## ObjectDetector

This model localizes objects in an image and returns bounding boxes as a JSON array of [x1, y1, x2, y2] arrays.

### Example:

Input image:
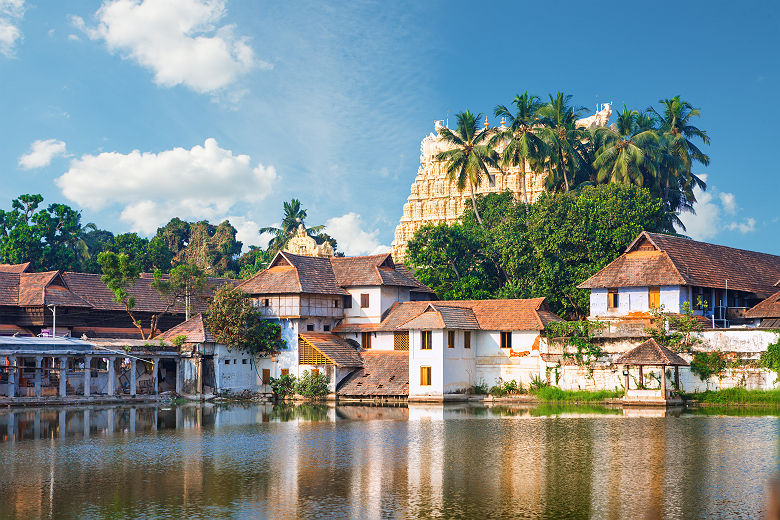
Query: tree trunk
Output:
[[561, 152, 570, 193], [470, 182, 483, 226]]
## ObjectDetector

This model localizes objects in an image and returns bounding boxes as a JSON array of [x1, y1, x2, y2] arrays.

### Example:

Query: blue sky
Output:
[[0, 0, 778, 255]]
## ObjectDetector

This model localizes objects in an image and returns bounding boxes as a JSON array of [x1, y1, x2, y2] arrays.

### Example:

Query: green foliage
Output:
[[171, 334, 187, 348], [259, 199, 330, 254], [206, 284, 285, 355], [294, 370, 329, 398], [471, 381, 489, 395], [529, 375, 548, 392], [645, 302, 704, 353], [760, 333, 780, 374], [688, 388, 780, 405], [532, 386, 622, 402], [155, 218, 242, 277], [237, 246, 273, 279], [270, 374, 296, 399], [546, 320, 606, 365], [690, 351, 727, 381], [488, 377, 523, 397], [405, 184, 672, 319], [153, 262, 208, 318]]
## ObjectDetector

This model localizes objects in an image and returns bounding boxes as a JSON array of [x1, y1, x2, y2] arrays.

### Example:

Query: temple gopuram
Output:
[[391, 103, 613, 262]]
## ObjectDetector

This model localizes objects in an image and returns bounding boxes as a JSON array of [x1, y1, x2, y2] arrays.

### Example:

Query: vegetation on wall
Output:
[[645, 302, 704, 353], [206, 284, 284, 355], [690, 351, 728, 381], [759, 333, 780, 375], [545, 320, 606, 366]]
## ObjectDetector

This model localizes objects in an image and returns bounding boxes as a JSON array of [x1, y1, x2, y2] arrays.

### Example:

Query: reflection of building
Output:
[[391, 104, 613, 261]]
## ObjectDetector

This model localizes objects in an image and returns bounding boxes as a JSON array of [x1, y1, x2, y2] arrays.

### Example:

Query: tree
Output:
[[493, 92, 547, 205], [206, 284, 285, 355], [97, 251, 147, 338], [259, 199, 326, 253], [592, 106, 660, 187], [154, 219, 241, 276], [153, 262, 208, 320], [537, 93, 590, 193], [434, 111, 501, 225]]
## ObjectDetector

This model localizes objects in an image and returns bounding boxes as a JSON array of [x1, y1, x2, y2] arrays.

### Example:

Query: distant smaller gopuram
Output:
[[284, 225, 334, 257], [391, 103, 613, 261]]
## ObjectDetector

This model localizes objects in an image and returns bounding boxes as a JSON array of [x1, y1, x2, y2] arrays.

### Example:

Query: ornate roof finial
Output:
[[500, 116, 506, 128], [484, 116, 489, 128]]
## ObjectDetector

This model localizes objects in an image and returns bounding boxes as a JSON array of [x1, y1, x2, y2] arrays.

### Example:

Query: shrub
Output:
[[171, 334, 187, 348], [270, 374, 296, 399], [529, 375, 548, 392], [471, 381, 489, 395], [294, 370, 329, 398], [690, 351, 727, 381], [760, 334, 780, 374]]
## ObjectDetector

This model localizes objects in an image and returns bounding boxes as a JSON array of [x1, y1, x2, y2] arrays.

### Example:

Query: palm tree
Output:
[[435, 111, 501, 225], [650, 96, 710, 168], [592, 106, 660, 187], [493, 92, 547, 205], [536, 93, 590, 193], [259, 199, 325, 252]]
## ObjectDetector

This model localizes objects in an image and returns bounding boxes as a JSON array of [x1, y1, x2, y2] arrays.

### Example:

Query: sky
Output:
[[0, 0, 778, 256]]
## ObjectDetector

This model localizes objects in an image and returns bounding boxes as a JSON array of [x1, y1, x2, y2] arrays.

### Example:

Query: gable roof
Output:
[[578, 231, 780, 297], [745, 290, 780, 319], [398, 303, 480, 330], [336, 351, 409, 397], [0, 262, 31, 273], [299, 332, 363, 367], [239, 251, 433, 296], [156, 313, 215, 343], [614, 338, 689, 366]]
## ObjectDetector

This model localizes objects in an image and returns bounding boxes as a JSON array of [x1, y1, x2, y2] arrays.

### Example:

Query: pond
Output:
[[0, 402, 777, 519]]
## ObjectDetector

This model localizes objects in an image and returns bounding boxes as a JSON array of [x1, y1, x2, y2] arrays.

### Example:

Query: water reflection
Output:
[[0, 402, 776, 519]]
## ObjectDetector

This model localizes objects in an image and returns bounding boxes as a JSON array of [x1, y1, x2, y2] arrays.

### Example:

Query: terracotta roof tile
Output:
[[156, 313, 215, 343], [579, 231, 780, 297], [399, 303, 480, 330], [615, 338, 689, 366], [300, 332, 363, 367], [0, 262, 31, 273], [745, 290, 780, 319], [336, 351, 409, 396], [0, 272, 20, 305], [240, 252, 347, 295]]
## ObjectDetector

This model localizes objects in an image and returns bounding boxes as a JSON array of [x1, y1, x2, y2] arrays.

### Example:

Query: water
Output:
[[0, 402, 776, 519]]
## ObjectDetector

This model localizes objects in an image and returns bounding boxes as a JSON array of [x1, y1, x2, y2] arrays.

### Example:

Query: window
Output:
[[281, 368, 289, 376], [608, 289, 619, 309], [324, 324, 331, 332], [233, 359, 238, 364], [394, 331, 409, 351], [361, 332, 372, 349], [344, 295, 353, 309], [447, 331, 455, 349], [334, 299, 340, 308], [307, 324, 315, 331], [224, 359, 230, 365], [500, 332, 512, 349], [648, 287, 660, 309], [360, 293, 370, 308], [420, 366, 432, 386], [262, 368, 270, 384], [464, 331, 471, 349], [488, 174, 496, 187], [420, 331, 432, 350], [263, 298, 270, 307], [242, 359, 248, 365]]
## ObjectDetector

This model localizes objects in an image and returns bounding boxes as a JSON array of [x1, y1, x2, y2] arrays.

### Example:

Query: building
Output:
[[578, 231, 780, 328], [391, 104, 613, 261], [745, 282, 780, 328]]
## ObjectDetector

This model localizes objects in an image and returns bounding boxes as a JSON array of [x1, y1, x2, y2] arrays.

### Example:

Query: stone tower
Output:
[[391, 104, 612, 262]]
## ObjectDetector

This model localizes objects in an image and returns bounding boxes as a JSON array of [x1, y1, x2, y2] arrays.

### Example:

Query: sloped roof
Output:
[[0, 272, 20, 305], [337, 351, 409, 396], [17, 271, 92, 307], [0, 262, 31, 273], [330, 253, 432, 291], [156, 313, 215, 343], [745, 290, 780, 319], [399, 303, 480, 330], [239, 252, 348, 296], [615, 338, 689, 366], [579, 231, 780, 297], [299, 332, 363, 367]]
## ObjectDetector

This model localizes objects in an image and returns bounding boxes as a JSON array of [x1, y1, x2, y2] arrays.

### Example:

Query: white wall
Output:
[[408, 329, 445, 396], [588, 286, 683, 317], [442, 330, 476, 392], [380, 286, 411, 316], [342, 287, 383, 322]]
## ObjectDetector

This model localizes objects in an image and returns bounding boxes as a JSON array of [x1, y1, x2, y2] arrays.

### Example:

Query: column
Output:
[[59, 357, 68, 398], [175, 358, 182, 395], [107, 358, 116, 396], [8, 356, 16, 398], [196, 354, 203, 396], [35, 356, 43, 398], [660, 366, 667, 399], [130, 358, 137, 397], [213, 354, 221, 395], [674, 366, 680, 390], [152, 358, 159, 394], [83, 356, 91, 397], [638, 366, 644, 388]]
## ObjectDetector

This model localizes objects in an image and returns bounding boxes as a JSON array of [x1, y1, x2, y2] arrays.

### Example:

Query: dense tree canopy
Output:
[[404, 185, 673, 319], [206, 284, 284, 355]]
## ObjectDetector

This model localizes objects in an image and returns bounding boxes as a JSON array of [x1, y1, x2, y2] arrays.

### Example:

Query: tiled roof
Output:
[[240, 251, 433, 296], [17, 272, 92, 307], [579, 231, 780, 297], [331, 322, 384, 333], [614, 338, 689, 366], [369, 298, 559, 332], [399, 304, 480, 330], [0, 272, 20, 305], [156, 313, 215, 343], [299, 332, 363, 367], [0, 262, 31, 273], [745, 290, 780, 319], [336, 351, 409, 396]]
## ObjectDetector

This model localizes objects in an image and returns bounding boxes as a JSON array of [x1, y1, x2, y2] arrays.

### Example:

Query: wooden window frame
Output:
[[394, 331, 409, 351], [607, 289, 619, 310], [334, 299, 340, 308], [361, 332, 372, 349], [280, 368, 289, 376], [447, 330, 455, 349], [420, 330, 432, 350], [500, 331, 512, 349], [648, 286, 660, 310], [464, 331, 471, 349], [262, 368, 270, 385], [360, 293, 370, 308], [263, 298, 270, 307], [343, 295, 353, 309], [420, 366, 431, 386]]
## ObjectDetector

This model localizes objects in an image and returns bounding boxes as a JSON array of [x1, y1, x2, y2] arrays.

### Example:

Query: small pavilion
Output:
[[616, 338, 689, 406]]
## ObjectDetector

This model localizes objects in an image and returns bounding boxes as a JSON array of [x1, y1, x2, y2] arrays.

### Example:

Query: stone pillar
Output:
[[35, 356, 42, 398], [107, 358, 116, 396], [638, 366, 644, 388], [152, 358, 159, 394], [7, 356, 16, 398], [59, 357, 68, 398], [661, 366, 667, 399], [83, 356, 91, 397], [196, 354, 203, 396], [674, 366, 680, 390], [175, 358, 182, 395], [130, 358, 137, 397], [213, 354, 221, 395]]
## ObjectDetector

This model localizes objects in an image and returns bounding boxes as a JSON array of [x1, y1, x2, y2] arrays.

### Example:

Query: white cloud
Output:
[[74, 0, 266, 94], [55, 138, 277, 234], [18, 139, 67, 169], [325, 212, 390, 256], [0, 0, 24, 57], [677, 175, 757, 240], [226, 215, 262, 252]]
